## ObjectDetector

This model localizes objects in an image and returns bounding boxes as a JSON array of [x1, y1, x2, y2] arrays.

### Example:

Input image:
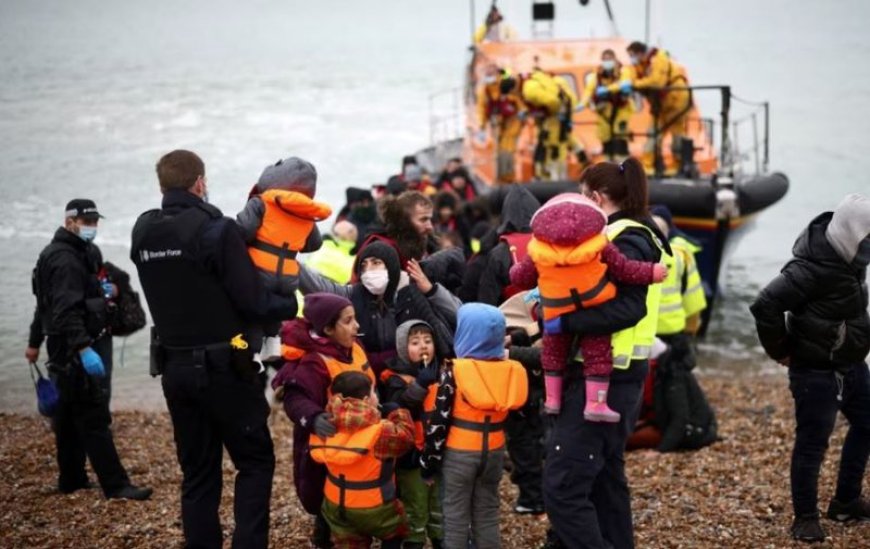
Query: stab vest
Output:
[[131, 203, 244, 347]]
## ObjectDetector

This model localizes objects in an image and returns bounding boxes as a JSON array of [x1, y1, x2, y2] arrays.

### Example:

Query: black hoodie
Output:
[[751, 211, 870, 368], [476, 185, 541, 306]]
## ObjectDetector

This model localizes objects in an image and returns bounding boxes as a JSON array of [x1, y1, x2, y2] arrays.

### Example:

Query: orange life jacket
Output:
[[379, 369, 439, 450], [249, 189, 332, 278], [500, 232, 533, 301], [446, 358, 528, 453], [527, 233, 617, 321], [319, 342, 375, 397], [309, 422, 396, 510]]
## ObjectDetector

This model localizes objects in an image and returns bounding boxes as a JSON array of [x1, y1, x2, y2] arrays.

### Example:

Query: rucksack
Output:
[[653, 345, 718, 452], [103, 261, 147, 336]]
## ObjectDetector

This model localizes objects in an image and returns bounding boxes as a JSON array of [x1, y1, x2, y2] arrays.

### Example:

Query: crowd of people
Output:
[[25, 147, 869, 549]]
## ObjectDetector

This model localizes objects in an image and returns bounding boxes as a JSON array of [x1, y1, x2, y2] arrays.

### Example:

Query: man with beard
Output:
[[356, 190, 436, 271]]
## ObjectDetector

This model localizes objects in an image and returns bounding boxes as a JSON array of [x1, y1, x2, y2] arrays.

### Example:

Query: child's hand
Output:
[[652, 263, 668, 282]]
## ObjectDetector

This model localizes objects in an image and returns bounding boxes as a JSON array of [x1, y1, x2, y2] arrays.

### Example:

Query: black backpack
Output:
[[103, 261, 147, 336], [653, 344, 719, 452]]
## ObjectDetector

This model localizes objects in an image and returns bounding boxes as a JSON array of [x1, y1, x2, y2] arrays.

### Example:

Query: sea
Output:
[[2, 0, 868, 412]]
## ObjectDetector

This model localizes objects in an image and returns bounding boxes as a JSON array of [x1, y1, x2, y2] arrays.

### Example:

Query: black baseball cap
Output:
[[64, 198, 104, 220]]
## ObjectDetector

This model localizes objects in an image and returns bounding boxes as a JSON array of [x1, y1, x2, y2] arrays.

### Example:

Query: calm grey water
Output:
[[2, 0, 868, 412]]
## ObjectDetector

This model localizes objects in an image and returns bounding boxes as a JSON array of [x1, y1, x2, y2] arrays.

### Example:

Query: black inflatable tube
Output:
[[485, 172, 789, 219]]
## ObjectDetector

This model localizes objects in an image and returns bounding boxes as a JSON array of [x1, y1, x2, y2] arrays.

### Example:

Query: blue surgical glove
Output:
[[619, 80, 632, 94], [543, 317, 563, 335], [79, 347, 105, 377], [101, 281, 114, 299], [595, 85, 609, 98]]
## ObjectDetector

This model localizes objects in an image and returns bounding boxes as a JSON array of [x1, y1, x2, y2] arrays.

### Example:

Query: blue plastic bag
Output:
[[30, 362, 59, 417]]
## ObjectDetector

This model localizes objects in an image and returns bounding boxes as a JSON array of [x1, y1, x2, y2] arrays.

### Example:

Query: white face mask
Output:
[[361, 269, 390, 296], [601, 59, 616, 71]]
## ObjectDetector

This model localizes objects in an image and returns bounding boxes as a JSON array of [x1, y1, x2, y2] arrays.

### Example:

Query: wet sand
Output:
[[1, 374, 867, 548]]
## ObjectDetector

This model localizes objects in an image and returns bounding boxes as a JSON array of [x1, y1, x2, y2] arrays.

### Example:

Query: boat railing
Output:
[[643, 84, 770, 178], [428, 87, 465, 146]]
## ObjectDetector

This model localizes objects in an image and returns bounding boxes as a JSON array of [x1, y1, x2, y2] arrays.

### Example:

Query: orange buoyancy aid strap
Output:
[[250, 239, 298, 277], [319, 343, 374, 384], [326, 458, 396, 512], [539, 273, 611, 309]]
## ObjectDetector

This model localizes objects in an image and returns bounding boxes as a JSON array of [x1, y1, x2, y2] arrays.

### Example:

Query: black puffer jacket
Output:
[[751, 212, 870, 368]]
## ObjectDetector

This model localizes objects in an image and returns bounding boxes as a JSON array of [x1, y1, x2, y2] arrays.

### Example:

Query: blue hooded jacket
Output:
[[454, 303, 506, 360]]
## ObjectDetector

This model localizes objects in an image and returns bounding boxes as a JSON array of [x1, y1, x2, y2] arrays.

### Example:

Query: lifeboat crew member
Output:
[[626, 41, 693, 176], [477, 65, 527, 184], [522, 68, 580, 181], [580, 49, 635, 161]]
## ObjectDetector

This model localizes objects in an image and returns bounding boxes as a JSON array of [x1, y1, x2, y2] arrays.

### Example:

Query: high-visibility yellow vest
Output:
[[576, 219, 667, 369], [670, 235, 707, 319], [656, 243, 685, 335]]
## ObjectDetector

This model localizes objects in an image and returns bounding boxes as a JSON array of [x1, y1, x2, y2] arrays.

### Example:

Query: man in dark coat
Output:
[[27, 199, 151, 500], [751, 193, 870, 543], [475, 185, 540, 306]]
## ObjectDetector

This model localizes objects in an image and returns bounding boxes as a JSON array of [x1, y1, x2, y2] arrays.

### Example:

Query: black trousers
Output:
[[543, 362, 648, 549], [788, 362, 870, 518], [49, 336, 129, 495], [162, 350, 275, 549], [506, 378, 545, 508]]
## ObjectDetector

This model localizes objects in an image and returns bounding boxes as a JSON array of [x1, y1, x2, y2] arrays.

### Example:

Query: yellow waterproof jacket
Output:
[[581, 66, 633, 109], [522, 70, 577, 116], [446, 358, 528, 452], [630, 48, 688, 95]]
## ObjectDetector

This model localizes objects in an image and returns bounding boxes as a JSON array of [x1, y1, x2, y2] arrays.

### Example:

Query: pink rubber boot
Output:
[[544, 372, 564, 414], [584, 377, 621, 423]]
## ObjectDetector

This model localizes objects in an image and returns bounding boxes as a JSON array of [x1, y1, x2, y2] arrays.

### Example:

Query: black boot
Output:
[[791, 515, 826, 543], [826, 497, 870, 522]]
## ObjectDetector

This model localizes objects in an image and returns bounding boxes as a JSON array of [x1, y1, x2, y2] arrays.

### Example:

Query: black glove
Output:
[[415, 360, 439, 387], [380, 402, 401, 416], [312, 413, 337, 438]]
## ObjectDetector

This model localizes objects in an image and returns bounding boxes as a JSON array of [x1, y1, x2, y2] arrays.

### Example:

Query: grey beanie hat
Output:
[[825, 193, 870, 267], [256, 156, 317, 196], [396, 319, 434, 364]]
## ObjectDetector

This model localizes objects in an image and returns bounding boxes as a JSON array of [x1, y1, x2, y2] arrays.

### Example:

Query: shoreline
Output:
[[1, 375, 867, 547]]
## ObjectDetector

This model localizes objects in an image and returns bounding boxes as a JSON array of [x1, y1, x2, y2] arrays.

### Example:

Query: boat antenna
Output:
[[602, 0, 620, 36], [644, 0, 650, 43]]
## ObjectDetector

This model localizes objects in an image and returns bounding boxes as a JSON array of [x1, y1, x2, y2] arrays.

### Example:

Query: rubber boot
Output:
[[544, 372, 563, 414], [583, 377, 620, 423]]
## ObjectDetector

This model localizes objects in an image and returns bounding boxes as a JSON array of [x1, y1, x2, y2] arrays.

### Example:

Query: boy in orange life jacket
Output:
[[237, 157, 333, 361], [310, 371, 415, 549], [420, 303, 528, 549], [509, 193, 666, 421], [380, 320, 444, 549]]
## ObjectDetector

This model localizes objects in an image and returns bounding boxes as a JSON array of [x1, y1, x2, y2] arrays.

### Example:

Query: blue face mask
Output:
[[78, 226, 97, 242], [601, 59, 616, 71]]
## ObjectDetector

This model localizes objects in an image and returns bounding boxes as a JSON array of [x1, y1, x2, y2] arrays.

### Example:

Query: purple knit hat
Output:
[[303, 293, 353, 334]]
